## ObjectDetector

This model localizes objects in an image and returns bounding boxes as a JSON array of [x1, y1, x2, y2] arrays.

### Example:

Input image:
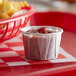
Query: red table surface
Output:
[[0, 12, 76, 76]]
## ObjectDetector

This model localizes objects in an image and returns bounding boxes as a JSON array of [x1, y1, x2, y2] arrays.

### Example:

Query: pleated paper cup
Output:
[[21, 26, 63, 60]]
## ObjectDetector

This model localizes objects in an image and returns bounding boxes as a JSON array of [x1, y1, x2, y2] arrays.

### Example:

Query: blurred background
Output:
[[24, 0, 76, 14]]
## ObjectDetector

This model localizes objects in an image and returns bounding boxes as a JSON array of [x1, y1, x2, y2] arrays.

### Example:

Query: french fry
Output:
[[24, 1, 29, 7], [0, 13, 10, 19], [15, 1, 21, 10], [0, 0, 2, 5], [0, 24, 6, 30], [6, 2, 14, 14], [11, 1, 20, 11], [19, 1, 25, 7]]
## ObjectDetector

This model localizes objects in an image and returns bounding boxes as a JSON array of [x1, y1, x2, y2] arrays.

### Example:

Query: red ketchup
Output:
[[37, 27, 46, 33], [27, 27, 53, 34]]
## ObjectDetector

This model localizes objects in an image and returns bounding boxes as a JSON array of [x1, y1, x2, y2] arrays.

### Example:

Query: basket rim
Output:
[[0, 5, 35, 24]]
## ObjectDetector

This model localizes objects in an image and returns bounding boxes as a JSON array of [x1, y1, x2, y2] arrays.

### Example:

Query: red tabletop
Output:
[[0, 12, 76, 76]]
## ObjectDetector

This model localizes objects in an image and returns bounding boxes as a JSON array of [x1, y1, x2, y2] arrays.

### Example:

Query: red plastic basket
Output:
[[0, 6, 35, 42]]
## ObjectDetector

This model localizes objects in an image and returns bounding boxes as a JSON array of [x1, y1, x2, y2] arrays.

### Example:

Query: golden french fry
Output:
[[0, 24, 6, 30], [11, 1, 19, 10], [0, 0, 2, 5], [6, 2, 14, 14], [8, 8, 19, 16], [15, 1, 21, 10], [0, 13, 10, 19], [24, 1, 29, 7], [19, 1, 25, 7], [8, 10, 14, 17]]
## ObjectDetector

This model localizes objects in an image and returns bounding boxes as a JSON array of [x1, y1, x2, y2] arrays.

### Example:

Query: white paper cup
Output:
[[21, 26, 63, 60]]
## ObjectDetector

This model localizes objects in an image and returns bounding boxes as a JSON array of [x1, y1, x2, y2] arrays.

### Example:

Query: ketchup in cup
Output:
[[21, 26, 63, 60]]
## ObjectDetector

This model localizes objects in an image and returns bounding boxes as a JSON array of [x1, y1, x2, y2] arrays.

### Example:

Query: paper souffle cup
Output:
[[21, 26, 63, 60]]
